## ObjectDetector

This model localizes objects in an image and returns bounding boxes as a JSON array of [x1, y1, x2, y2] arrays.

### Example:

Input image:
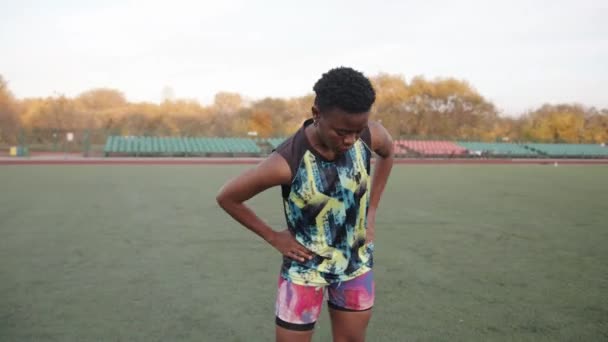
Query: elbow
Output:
[[216, 188, 241, 212], [216, 190, 229, 209]]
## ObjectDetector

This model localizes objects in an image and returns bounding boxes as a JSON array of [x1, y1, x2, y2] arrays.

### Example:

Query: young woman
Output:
[[217, 66, 394, 342]]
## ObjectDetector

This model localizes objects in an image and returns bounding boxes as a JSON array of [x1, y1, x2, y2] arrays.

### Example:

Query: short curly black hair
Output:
[[313, 66, 376, 114]]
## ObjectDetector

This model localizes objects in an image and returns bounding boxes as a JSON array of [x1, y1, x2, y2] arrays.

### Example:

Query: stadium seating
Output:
[[456, 142, 538, 157], [397, 140, 467, 156], [392, 142, 409, 155], [103, 136, 608, 159], [267, 138, 285, 149], [104, 136, 261, 156], [525, 143, 608, 157]]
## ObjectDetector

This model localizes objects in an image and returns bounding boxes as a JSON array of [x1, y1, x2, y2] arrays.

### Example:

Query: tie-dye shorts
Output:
[[274, 270, 375, 331]]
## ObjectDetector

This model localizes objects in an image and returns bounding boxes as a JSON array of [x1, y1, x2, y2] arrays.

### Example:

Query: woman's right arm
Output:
[[215, 152, 314, 262]]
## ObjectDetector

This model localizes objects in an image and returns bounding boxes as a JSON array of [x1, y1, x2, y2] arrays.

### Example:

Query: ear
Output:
[[311, 105, 320, 122]]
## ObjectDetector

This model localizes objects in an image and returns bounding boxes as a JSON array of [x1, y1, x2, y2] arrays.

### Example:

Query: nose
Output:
[[343, 134, 357, 146]]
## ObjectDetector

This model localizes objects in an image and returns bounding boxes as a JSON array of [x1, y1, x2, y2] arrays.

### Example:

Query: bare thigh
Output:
[[329, 307, 373, 342]]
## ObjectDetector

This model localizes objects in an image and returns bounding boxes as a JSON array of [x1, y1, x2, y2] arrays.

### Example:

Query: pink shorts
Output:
[[275, 270, 375, 331]]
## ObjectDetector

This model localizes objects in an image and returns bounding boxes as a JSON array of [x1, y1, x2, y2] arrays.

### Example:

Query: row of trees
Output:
[[1, 74, 607, 145]]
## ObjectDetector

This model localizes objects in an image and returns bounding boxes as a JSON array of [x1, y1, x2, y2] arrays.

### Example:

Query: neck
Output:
[[313, 125, 328, 149], [305, 123, 337, 160], [306, 122, 326, 148]]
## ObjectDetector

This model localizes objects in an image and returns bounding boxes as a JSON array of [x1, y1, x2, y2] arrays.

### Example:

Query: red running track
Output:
[[1, 157, 607, 165]]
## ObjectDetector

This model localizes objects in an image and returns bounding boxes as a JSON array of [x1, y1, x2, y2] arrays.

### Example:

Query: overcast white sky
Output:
[[1, 0, 606, 115]]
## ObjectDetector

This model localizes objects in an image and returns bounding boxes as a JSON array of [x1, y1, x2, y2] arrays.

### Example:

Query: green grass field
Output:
[[1, 164, 607, 341]]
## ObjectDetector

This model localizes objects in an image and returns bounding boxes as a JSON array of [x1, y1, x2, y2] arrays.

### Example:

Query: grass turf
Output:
[[1, 164, 607, 341]]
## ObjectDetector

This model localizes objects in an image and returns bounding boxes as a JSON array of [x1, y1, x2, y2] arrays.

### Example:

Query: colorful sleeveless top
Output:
[[275, 119, 374, 286]]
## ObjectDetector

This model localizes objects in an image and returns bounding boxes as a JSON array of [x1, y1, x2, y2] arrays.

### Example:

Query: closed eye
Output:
[[336, 129, 363, 137]]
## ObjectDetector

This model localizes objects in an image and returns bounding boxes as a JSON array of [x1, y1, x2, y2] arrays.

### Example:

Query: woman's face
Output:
[[313, 106, 370, 154]]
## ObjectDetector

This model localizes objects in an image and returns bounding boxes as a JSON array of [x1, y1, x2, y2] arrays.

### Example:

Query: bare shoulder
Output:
[[237, 152, 292, 190], [216, 152, 292, 203], [367, 120, 393, 158], [255, 152, 292, 185]]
